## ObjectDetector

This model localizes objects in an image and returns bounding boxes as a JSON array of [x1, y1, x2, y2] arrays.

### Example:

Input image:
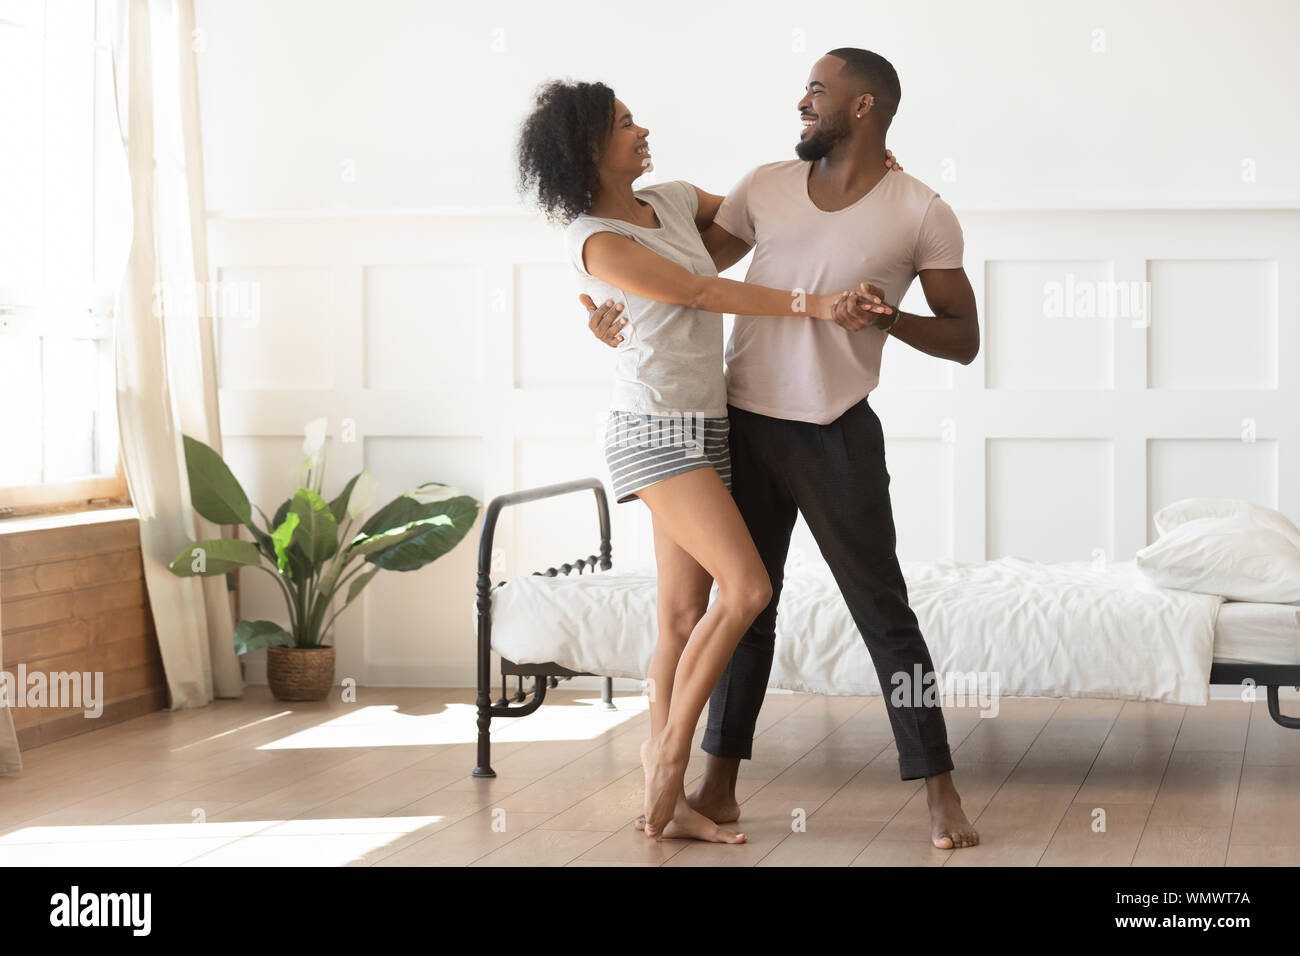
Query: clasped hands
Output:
[[827, 283, 898, 332], [581, 282, 898, 347]]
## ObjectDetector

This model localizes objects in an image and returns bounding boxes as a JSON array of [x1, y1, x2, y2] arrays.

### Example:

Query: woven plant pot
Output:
[[267, 646, 335, 701]]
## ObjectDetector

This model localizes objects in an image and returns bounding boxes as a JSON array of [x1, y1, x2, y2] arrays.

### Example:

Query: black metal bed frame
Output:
[[473, 478, 614, 777], [1204, 662, 1300, 730], [471, 478, 1300, 776]]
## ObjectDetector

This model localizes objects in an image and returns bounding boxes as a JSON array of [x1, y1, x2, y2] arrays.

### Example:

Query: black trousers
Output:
[[702, 396, 955, 781]]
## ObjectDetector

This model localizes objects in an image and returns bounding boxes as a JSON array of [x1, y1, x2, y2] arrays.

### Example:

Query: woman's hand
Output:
[[810, 293, 847, 321], [885, 149, 903, 172]]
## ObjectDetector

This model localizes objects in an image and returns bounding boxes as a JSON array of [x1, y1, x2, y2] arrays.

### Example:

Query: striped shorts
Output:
[[604, 410, 732, 505]]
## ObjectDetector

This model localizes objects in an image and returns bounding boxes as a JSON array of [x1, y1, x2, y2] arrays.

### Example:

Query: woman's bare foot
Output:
[[649, 795, 745, 843], [640, 735, 686, 838], [633, 781, 741, 831], [926, 772, 980, 849]]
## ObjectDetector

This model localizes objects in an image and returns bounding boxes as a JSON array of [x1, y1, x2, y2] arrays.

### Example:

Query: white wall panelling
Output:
[[871, 209, 1298, 565], [210, 208, 1298, 687]]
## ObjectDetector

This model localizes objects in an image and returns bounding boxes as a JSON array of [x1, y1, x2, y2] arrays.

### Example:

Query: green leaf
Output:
[[270, 511, 301, 573], [365, 495, 479, 572], [358, 488, 474, 538], [329, 472, 362, 523], [346, 565, 381, 604], [168, 538, 263, 576], [183, 435, 253, 526], [356, 493, 426, 539], [246, 505, 278, 562], [348, 513, 452, 558], [272, 497, 292, 529], [289, 487, 339, 565], [233, 619, 294, 655], [266, 497, 304, 573]]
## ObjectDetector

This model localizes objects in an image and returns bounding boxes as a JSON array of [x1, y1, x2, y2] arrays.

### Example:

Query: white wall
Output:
[[195, 0, 1300, 688], [197, 0, 1300, 213]]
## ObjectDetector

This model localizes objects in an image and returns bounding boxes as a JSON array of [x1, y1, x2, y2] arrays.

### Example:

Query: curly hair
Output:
[[516, 79, 615, 225]]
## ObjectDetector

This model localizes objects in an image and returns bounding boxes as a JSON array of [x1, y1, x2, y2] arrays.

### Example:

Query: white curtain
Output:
[[112, 0, 243, 709], [0, 679, 18, 775]]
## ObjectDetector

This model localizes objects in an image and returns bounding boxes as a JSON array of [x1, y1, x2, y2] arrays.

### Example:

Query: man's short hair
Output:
[[825, 47, 900, 119]]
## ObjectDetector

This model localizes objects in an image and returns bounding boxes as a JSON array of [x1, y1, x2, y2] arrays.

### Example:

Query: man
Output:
[[584, 48, 981, 849]]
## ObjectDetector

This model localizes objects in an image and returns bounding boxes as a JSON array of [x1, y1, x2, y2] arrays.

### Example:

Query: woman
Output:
[[516, 80, 895, 844]]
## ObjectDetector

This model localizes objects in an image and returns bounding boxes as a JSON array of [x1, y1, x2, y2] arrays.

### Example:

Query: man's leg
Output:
[[693, 405, 799, 819], [787, 396, 978, 847]]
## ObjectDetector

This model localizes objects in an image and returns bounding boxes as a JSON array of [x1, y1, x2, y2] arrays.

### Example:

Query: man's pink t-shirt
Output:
[[714, 160, 965, 425]]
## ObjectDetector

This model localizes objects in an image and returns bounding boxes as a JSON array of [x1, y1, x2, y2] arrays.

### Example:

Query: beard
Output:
[[795, 108, 851, 161]]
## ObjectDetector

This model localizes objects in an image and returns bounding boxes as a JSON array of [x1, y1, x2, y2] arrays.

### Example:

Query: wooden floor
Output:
[[0, 686, 1297, 866]]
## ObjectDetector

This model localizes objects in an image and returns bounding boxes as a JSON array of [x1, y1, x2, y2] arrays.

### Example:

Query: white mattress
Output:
[[1213, 600, 1300, 665], [486, 557, 1248, 707]]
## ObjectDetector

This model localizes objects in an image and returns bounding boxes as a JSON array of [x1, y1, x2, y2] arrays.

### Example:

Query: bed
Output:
[[470, 478, 1300, 777]]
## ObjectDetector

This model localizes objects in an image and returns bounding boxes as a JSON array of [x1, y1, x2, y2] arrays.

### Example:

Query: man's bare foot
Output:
[[633, 781, 740, 831], [640, 735, 686, 838], [686, 780, 741, 824], [631, 780, 738, 832], [633, 794, 746, 843], [926, 772, 979, 849]]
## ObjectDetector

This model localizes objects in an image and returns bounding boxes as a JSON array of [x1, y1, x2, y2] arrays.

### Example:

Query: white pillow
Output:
[[1153, 497, 1300, 552], [1136, 516, 1300, 602]]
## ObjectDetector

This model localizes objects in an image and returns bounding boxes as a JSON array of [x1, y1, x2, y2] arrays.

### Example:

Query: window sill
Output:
[[0, 506, 139, 535]]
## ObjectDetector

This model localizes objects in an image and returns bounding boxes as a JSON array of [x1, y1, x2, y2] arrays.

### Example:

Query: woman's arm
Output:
[[580, 231, 843, 320]]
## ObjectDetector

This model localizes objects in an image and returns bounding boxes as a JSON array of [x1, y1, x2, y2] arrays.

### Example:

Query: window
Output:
[[0, 0, 131, 517]]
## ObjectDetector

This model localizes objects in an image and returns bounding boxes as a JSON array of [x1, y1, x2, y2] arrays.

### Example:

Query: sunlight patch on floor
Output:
[[0, 820, 275, 844], [257, 696, 648, 750], [0, 816, 447, 867], [170, 711, 294, 752]]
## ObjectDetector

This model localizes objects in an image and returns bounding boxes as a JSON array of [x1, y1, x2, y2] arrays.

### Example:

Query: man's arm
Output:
[[701, 221, 754, 273], [690, 185, 754, 273], [691, 186, 723, 230], [834, 268, 979, 365]]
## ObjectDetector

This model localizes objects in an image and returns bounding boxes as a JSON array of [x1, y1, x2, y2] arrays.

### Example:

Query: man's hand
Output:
[[581, 293, 627, 348], [832, 283, 896, 332], [885, 149, 903, 172]]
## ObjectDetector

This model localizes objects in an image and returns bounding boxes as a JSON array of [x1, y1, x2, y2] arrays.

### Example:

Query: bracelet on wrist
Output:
[[880, 307, 903, 333]]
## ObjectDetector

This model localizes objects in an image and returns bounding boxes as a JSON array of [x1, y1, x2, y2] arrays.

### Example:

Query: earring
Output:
[[856, 112, 861, 118]]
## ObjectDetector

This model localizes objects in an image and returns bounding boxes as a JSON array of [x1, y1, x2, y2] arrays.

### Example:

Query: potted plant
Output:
[[167, 418, 479, 701]]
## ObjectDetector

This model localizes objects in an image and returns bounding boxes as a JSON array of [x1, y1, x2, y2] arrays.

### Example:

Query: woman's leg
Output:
[[635, 509, 745, 843], [636, 466, 772, 839], [646, 513, 713, 740]]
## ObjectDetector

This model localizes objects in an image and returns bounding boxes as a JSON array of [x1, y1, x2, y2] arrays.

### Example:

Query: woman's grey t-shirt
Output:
[[564, 180, 726, 418]]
